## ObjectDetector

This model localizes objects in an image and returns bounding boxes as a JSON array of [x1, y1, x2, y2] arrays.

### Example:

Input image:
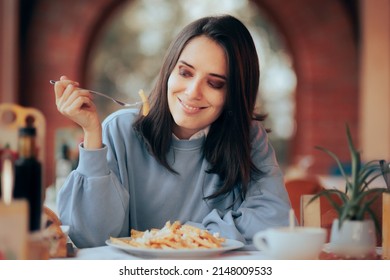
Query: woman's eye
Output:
[[208, 80, 225, 89], [179, 68, 192, 77]]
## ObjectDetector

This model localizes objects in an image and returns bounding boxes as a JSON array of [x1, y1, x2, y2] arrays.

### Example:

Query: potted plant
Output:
[[309, 124, 389, 258]]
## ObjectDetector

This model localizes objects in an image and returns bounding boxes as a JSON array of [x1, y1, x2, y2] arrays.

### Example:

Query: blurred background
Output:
[[0, 0, 389, 190]]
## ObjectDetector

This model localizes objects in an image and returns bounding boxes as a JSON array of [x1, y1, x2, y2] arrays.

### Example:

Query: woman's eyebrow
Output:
[[179, 60, 227, 80]]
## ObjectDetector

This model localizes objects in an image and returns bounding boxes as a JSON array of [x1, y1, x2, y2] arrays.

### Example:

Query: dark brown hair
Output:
[[133, 15, 266, 199]]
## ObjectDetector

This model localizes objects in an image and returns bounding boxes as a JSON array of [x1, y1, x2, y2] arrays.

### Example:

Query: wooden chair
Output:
[[285, 177, 325, 225], [301, 193, 386, 246]]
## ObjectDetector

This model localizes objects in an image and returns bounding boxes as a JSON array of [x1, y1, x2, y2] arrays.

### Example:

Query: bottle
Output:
[[13, 122, 42, 232]]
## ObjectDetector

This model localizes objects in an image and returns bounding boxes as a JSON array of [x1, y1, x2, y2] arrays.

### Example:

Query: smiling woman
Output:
[[53, 15, 292, 248]]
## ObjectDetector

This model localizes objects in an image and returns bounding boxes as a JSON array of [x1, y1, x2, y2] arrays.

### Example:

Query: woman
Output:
[[54, 15, 292, 248]]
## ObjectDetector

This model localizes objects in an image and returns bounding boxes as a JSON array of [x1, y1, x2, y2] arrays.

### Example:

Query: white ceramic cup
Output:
[[253, 227, 326, 259]]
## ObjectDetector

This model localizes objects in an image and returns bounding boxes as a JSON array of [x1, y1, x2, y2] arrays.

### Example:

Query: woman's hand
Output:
[[54, 75, 102, 149]]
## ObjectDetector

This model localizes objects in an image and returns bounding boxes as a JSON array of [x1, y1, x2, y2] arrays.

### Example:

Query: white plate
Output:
[[105, 238, 244, 258]]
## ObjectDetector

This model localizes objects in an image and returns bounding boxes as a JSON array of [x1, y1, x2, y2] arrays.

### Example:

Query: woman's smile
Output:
[[178, 97, 207, 114]]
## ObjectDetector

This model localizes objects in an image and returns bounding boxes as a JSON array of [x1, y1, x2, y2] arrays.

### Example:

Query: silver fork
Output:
[[50, 80, 144, 107]]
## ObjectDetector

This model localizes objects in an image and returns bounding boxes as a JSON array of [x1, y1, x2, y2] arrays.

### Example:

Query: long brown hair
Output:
[[133, 15, 266, 199]]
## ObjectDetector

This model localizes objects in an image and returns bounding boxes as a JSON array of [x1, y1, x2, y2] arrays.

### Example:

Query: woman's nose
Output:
[[185, 81, 202, 99]]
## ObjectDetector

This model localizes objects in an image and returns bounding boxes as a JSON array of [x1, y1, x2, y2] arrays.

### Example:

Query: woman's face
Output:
[[167, 36, 227, 139]]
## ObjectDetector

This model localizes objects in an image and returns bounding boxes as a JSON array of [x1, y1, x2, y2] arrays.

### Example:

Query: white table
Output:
[[64, 244, 268, 260]]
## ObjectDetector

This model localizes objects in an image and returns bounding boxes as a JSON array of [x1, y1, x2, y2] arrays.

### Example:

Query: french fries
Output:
[[138, 89, 150, 116], [110, 221, 225, 250]]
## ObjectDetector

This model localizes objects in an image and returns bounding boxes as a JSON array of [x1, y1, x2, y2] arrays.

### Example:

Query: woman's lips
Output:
[[178, 98, 205, 113]]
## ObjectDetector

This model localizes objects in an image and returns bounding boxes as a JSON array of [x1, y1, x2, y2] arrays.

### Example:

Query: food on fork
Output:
[[110, 221, 225, 249], [138, 89, 150, 116]]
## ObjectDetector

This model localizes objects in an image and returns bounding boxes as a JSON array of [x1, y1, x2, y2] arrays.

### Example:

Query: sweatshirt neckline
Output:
[[171, 135, 205, 150]]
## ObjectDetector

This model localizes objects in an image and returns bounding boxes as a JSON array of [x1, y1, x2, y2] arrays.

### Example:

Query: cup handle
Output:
[[253, 231, 269, 252]]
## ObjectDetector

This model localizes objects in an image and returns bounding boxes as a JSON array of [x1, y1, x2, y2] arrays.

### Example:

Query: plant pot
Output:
[[329, 219, 376, 258]]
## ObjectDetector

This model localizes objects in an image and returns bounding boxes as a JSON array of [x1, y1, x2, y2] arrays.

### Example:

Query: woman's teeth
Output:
[[182, 102, 200, 111]]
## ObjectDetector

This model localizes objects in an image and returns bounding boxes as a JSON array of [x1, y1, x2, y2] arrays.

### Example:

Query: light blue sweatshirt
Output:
[[57, 109, 292, 248]]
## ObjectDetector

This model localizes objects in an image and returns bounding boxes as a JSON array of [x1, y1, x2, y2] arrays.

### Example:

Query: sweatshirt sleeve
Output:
[[198, 124, 292, 244], [57, 144, 130, 248]]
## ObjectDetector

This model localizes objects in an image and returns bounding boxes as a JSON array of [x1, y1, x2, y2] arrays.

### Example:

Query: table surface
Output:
[[60, 244, 268, 260], [58, 243, 383, 260]]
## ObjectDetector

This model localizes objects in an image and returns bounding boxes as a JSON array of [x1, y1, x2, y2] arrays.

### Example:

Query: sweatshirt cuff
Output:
[[76, 143, 110, 177]]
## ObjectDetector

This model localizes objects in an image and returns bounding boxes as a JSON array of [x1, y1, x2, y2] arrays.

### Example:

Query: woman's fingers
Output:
[[54, 77, 93, 113], [59, 85, 92, 109], [59, 94, 99, 130], [59, 94, 91, 116], [53, 78, 79, 100]]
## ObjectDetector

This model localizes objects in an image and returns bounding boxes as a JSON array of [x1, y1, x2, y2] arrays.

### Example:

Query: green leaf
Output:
[[361, 172, 384, 192], [345, 124, 361, 199], [358, 160, 381, 186]]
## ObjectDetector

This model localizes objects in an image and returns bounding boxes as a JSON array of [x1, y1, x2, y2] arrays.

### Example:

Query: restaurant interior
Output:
[[0, 0, 389, 260]]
